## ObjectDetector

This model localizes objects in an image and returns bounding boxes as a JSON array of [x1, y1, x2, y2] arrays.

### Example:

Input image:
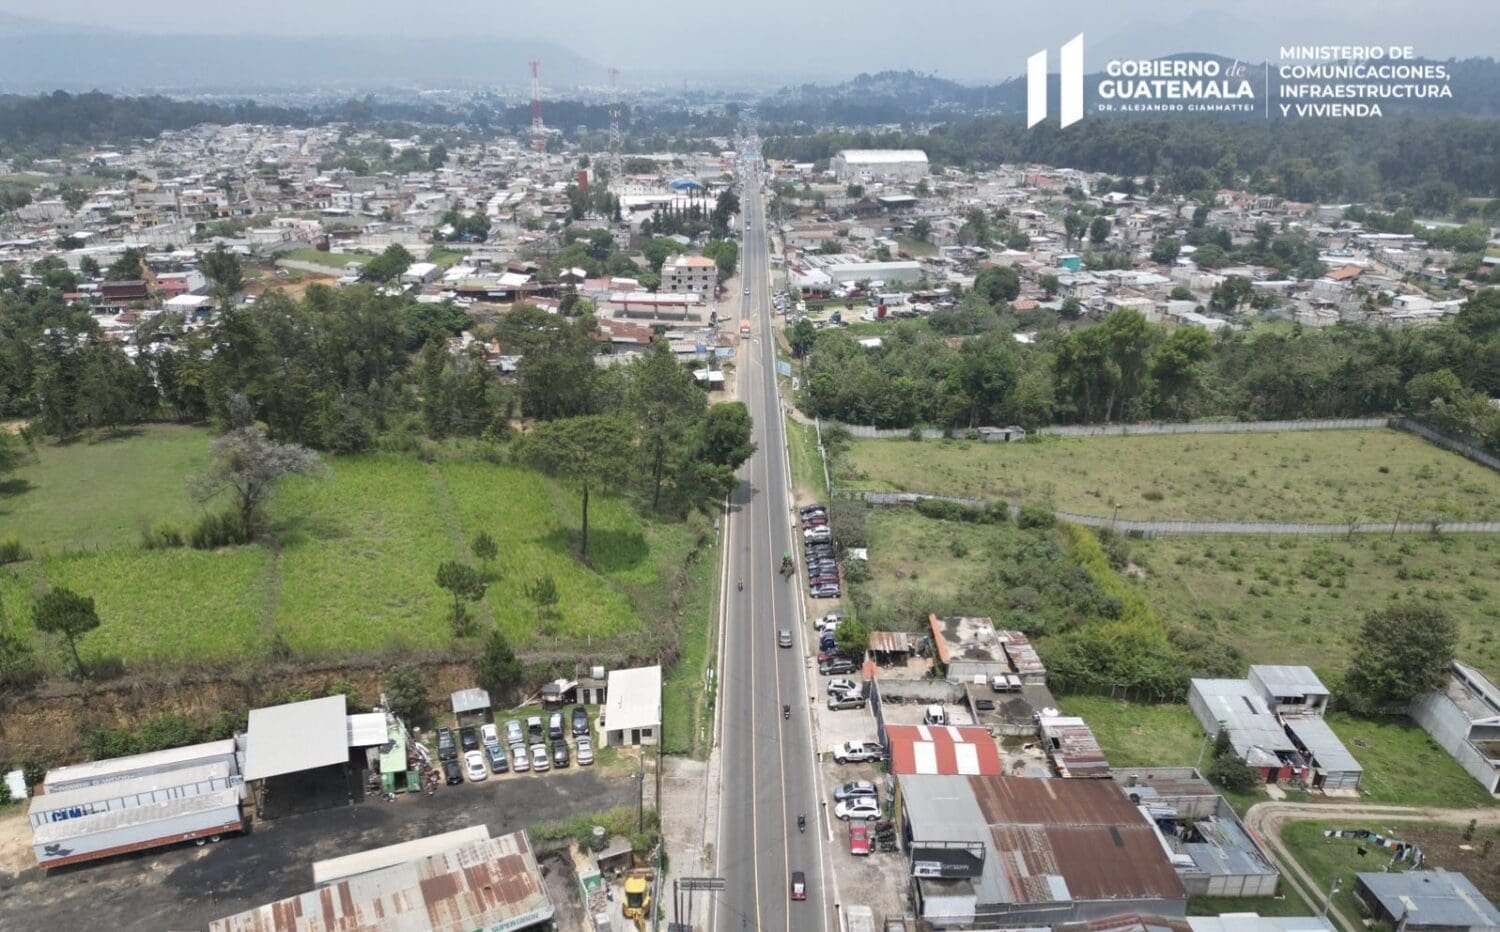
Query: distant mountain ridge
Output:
[[0, 17, 601, 93], [761, 57, 1500, 122]]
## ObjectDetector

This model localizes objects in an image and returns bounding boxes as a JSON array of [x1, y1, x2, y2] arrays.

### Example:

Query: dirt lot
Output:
[[0, 769, 634, 931], [1401, 825, 1500, 902]]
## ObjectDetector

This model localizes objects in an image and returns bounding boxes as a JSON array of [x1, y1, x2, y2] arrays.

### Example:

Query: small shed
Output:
[[1248, 665, 1329, 717], [868, 631, 913, 665], [450, 688, 492, 727], [541, 679, 578, 707]]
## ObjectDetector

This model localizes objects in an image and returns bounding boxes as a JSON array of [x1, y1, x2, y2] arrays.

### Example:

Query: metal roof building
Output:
[[244, 695, 349, 782], [212, 831, 554, 932], [1354, 869, 1500, 929], [1247, 665, 1329, 717], [1188, 679, 1297, 770], [898, 775, 1187, 927], [885, 725, 1004, 777], [312, 826, 491, 887], [1039, 715, 1111, 779], [1282, 716, 1363, 791]]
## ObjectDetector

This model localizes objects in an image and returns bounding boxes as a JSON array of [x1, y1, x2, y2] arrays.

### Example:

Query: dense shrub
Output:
[[1016, 504, 1056, 529], [189, 509, 252, 549], [139, 523, 185, 549], [914, 497, 1007, 524], [0, 538, 30, 564]]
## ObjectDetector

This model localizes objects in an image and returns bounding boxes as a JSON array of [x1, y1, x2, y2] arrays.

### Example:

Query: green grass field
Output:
[[1059, 694, 1208, 768], [786, 416, 827, 499], [862, 508, 999, 622], [0, 424, 213, 553], [1132, 534, 1500, 685], [1324, 712, 1499, 808], [838, 429, 1500, 524], [0, 431, 709, 676], [283, 247, 365, 269]]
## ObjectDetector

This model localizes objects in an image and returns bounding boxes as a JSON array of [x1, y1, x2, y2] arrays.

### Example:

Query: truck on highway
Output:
[[739, 318, 751, 337]]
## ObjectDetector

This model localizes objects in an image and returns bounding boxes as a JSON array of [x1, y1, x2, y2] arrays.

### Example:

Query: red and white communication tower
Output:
[[529, 59, 546, 153]]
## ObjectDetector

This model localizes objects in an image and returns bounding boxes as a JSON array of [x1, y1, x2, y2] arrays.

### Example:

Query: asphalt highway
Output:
[[712, 151, 831, 932]]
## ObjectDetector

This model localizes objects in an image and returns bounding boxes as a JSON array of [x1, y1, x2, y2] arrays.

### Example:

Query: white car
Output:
[[463, 750, 487, 782], [530, 743, 550, 772], [576, 737, 595, 766], [834, 797, 880, 821], [826, 678, 859, 696], [481, 723, 500, 747], [510, 744, 530, 773], [831, 741, 882, 764], [815, 613, 843, 631]]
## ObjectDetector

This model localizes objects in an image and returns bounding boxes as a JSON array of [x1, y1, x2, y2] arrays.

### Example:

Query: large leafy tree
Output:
[[495, 304, 600, 420], [627, 343, 707, 510], [190, 395, 326, 536], [201, 245, 244, 309], [519, 414, 634, 557], [1343, 602, 1458, 713]]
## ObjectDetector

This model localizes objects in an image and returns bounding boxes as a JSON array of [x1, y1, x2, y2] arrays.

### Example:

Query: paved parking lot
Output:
[[0, 768, 634, 932]]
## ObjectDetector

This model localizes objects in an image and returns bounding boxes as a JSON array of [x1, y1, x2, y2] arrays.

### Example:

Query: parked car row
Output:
[[801, 504, 841, 599], [440, 706, 596, 784]]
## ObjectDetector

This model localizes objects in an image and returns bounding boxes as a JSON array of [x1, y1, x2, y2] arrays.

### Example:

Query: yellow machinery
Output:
[[622, 869, 653, 925]]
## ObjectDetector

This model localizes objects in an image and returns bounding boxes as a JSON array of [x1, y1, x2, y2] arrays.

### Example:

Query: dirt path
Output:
[[1243, 802, 1500, 931]]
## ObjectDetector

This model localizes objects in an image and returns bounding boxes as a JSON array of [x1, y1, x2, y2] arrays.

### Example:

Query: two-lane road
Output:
[[714, 154, 830, 932]]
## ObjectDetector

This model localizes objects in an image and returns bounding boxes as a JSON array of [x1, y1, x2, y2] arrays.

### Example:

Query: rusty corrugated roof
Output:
[[209, 831, 553, 932]]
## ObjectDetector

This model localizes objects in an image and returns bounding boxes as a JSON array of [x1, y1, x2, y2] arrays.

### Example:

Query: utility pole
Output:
[[1321, 876, 1342, 918]]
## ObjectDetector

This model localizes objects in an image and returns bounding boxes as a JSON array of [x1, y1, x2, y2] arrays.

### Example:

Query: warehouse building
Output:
[[896, 775, 1187, 927], [832, 149, 930, 183], [1354, 869, 1500, 930], [213, 831, 554, 932], [1189, 679, 1304, 783], [884, 724, 1004, 777], [1410, 660, 1500, 794]]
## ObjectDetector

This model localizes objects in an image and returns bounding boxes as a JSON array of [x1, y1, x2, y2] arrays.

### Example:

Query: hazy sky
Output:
[[1, 0, 1496, 82]]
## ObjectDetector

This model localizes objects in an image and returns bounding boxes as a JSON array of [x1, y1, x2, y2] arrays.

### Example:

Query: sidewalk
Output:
[[658, 753, 725, 928]]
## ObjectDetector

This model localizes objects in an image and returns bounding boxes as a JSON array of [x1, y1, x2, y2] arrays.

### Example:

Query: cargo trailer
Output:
[[32, 787, 244, 869], [43, 739, 238, 794]]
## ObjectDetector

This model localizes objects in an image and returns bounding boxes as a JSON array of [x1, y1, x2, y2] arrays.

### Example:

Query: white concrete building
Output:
[[832, 149, 929, 183], [602, 665, 662, 747], [661, 254, 717, 294]]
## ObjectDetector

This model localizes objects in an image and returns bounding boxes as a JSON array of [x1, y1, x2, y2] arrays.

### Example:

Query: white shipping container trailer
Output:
[[43, 739, 238, 794], [29, 762, 240, 829], [31, 787, 244, 869]]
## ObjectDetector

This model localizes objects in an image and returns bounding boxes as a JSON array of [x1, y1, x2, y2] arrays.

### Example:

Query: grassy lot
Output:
[[1059, 694, 1208, 768], [837, 429, 1500, 524], [894, 235, 937, 257], [786, 416, 828, 500], [1325, 712, 1499, 808], [1132, 534, 1500, 685], [861, 508, 998, 622], [0, 424, 213, 553], [0, 431, 710, 677], [426, 246, 470, 270], [1188, 889, 1313, 918], [1061, 696, 1497, 809], [1279, 820, 1500, 921], [660, 531, 719, 758], [283, 247, 365, 269]]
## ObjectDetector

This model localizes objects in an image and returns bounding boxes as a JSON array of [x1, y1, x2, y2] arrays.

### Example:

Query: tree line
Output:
[[794, 289, 1500, 454]]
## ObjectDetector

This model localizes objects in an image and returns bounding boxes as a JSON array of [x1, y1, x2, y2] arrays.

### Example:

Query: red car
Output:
[[849, 821, 870, 856], [789, 870, 806, 901]]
